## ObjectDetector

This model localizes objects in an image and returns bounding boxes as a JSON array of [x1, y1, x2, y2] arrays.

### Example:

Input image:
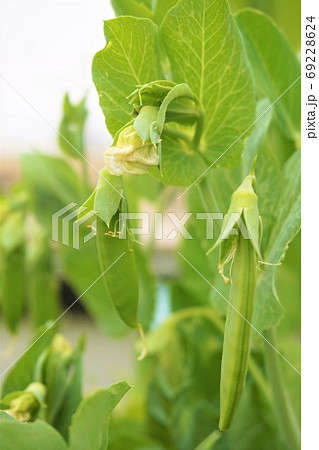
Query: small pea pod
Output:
[[28, 226, 59, 328], [219, 232, 257, 430], [0, 211, 26, 332], [96, 215, 139, 329]]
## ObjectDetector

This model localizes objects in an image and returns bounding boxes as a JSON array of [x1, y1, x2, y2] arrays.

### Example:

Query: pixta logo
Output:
[[52, 203, 96, 249]]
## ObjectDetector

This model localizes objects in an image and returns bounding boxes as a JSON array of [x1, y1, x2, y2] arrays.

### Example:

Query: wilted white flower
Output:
[[104, 125, 159, 176]]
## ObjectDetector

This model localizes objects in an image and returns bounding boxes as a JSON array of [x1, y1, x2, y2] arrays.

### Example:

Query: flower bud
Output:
[[3, 382, 46, 422]]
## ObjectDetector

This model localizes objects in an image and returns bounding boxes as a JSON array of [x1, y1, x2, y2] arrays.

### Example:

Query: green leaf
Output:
[[225, 384, 282, 450], [58, 93, 88, 159], [253, 151, 301, 330], [161, 0, 256, 167], [0, 411, 68, 450], [242, 98, 295, 247], [229, 0, 301, 50], [20, 153, 83, 228], [149, 134, 207, 186], [1, 323, 56, 396], [69, 381, 131, 450], [153, 0, 179, 25], [36, 335, 85, 438], [242, 99, 274, 177], [236, 9, 301, 140], [0, 211, 25, 252], [144, 308, 223, 449], [111, 0, 152, 21], [77, 188, 96, 220], [92, 17, 162, 136], [108, 419, 166, 450], [94, 169, 123, 226], [111, 0, 179, 25], [40, 343, 74, 425], [51, 340, 84, 439]]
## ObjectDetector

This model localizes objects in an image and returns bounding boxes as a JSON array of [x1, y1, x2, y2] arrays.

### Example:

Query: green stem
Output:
[[196, 177, 222, 246], [196, 177, 220, 213], [163, 125, 192, 144], [192, 107, 204, 150], [263, 328, 301, 450]]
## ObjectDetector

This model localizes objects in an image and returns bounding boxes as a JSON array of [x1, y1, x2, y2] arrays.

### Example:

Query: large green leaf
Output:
[[243, 99, 294, 250], [0, 411, 68, 450], [149, 133, 207, 186], [253, 151, 301, 330], [69, 381, 131, 450], [161, 0, 256, 168], [92, 17, 162, 136], [236, 9, 301, 141]]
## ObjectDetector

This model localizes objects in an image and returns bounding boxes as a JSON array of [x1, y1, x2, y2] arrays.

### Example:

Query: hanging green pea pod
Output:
[[96, 215, 137, 326], [219, 232, 258, 431], [207, 160, 262, 431], [0, 211, 26, 332], [96, 215, 147, 359], [27, 223, 59, 328]]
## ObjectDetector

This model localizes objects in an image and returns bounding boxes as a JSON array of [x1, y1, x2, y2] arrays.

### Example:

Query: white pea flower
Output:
[[104, 125, 159, 176]]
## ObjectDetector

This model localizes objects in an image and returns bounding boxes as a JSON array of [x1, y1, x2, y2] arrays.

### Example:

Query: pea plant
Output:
[[0, 0, 301, 449]]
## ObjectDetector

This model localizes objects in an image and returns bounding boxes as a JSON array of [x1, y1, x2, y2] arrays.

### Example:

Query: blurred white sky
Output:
[[0, 0, 115, 159]]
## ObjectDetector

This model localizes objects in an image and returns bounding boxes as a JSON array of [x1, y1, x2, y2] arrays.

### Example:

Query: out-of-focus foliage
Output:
[[229, 0, 301, 49], [0, 330, 130, 449]]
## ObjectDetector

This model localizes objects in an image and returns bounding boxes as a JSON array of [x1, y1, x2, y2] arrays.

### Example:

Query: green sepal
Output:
[[207, 166, 262, 266], [134, 105, 160, 143], [94, 168, 124, 226]]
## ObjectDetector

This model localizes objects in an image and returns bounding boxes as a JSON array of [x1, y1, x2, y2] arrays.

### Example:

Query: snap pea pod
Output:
[[96, 216, 139, 329], [219, 232, 257, 431]]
